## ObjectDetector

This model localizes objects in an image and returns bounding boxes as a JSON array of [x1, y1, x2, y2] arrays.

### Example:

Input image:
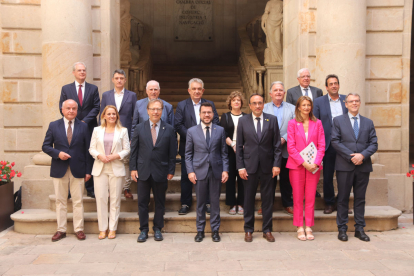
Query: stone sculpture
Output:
[[261, 0, 283, 64], [120, 0, 132, 65]]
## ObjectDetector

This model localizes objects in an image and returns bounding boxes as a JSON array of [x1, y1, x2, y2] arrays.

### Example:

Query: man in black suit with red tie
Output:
[[59, 62, 100, 198], [236, 94, 282, 242]]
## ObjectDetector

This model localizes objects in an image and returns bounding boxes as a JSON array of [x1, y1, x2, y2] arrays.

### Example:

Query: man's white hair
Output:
[[270, 81, 285, 92], [188, 78, 204, 89], [146, 80, 160, 89], [297, 68, 310, 78], [72, 62, 87, 71], [62, 99, 78, 109]]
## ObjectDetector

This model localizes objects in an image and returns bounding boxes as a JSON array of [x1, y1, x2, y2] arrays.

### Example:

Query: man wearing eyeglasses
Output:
[[286, 68, 323, 106]]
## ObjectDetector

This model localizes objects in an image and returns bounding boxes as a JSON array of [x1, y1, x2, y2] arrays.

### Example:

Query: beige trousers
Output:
[[94, 162, 124, 231], [122, 155, 132, 190], [53, 167, 84, 233]]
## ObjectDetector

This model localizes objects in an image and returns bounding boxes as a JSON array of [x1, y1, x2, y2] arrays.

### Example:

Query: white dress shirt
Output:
[[75, 81, 85, 99], [193, 100, 201, 124], [328, 94, 343, 121], [300, 86, 312, 101], [231, 113, 242, 145], [114, 88, 125, 111], [63, 117, 75, 135], [252, 112, 264, 132]]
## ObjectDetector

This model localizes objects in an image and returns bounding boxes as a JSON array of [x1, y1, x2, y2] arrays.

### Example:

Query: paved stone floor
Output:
[[0, 214, 413, 276]]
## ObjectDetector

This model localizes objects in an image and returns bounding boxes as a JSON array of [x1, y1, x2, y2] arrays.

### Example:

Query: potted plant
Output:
[[0, 161, 22, 231]]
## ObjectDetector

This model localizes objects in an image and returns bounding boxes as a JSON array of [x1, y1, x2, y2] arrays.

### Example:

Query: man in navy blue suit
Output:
[[174, 78, 220, 215], [59, 62, 100, 198], [42, 99, 92, 242], [100, 69, 137, 199], [313, 74, 348, 214]]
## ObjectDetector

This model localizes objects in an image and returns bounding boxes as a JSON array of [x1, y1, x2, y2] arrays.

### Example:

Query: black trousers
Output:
[[322, 144, 337, 205], [180, 158, 209, 207], [138, 175, 167, 232], [243, 170, 274, 233], [225, 147, 244, 206], [272, 157, 293, 208], [336, 168, 370, 232]]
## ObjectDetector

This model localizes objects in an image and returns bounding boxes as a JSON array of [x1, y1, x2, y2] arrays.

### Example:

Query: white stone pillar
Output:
[[316, 0, 366, 113], [34, 0, 93, 165]]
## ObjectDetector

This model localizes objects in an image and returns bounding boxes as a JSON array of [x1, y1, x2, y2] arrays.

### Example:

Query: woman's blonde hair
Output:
[[100, 105, 123, 129], [294, 96, 317, 122], [226, 91, 244, 110]]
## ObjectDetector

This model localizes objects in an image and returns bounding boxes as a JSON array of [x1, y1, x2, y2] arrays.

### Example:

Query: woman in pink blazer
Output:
[[287, 96, 325, 241]]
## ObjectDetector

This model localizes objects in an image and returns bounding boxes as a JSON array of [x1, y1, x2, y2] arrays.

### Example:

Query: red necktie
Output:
[[78, 84, 83, 106]]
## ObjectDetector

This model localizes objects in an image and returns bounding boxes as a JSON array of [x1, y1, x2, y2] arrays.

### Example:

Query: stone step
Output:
[[11, 206, 402, 234], [162, 82, 242, 89], [154, 65, 239, 72], [49, 193, 355, 213], [160, 88, 244, 95], [156, 76, 242, 83]]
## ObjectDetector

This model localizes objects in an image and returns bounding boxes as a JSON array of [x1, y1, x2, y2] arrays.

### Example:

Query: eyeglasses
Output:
[[299, 75, 311, 79], [347, 100, 360, 104], [148, 108, 162, 112]]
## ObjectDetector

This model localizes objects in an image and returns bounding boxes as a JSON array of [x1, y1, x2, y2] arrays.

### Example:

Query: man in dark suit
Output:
[[130, 99, 177, 242], [286, 68, 323, 105], [59, 62, 100, 198], [237, 94, 282, 242], [331, 93, 378, 242], [174, 78, 220, 215], [42, 99, 92, 242], [185, 102, 229, 242], [100, 69, 137, 199], [313, 74, 348, 214]]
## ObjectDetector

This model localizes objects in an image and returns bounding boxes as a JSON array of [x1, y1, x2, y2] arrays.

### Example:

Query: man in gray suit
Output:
[[331, 93, 378, 242], [286, 68, 323, 106], [263, 81, 295, 216], [185, 102, 229, 242]]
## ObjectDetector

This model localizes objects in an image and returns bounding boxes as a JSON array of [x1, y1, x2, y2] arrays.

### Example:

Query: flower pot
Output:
[[0, 181, 14, 231]]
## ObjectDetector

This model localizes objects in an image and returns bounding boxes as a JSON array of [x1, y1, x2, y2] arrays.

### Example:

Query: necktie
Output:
[[353, 117, 359, 139], [205, 126, 210, 146], [256, 117, 261, 140], [151, 123, 157, 146], [78, 84, 83, 106], [67, 121, 73, 145], [304, 88, 309, 97]]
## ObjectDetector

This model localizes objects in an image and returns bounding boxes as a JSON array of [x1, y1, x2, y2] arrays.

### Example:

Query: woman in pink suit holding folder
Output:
[[287, 96, 325, 241]]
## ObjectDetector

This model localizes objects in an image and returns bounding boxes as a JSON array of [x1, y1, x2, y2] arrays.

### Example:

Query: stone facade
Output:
[[0, 0, 413, 213]]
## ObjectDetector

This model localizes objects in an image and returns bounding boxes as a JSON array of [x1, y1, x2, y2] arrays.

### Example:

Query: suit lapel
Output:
[[59, 119, 69, 146], [280, 104, 289, 130], [71, 119, 80, 146], [186, 98, 197, 125], [118, 90, 128, 112], [83, 82, 91, 105], [340, 95, 348, 114], [356, 116, 364, 142], [247, 114, 259, 142], [344, 115, 357, 141], [144, 120, 154, 149], [324, 95, 333, 125], [71, 82, 81, 107], [111, 127, 121, 153], [108, 91, 116, 107], [296, 121, 307, 143], [310, 86, 317, 99], [260, 114, 270, 142], [307, 120, 315, 145], [296, 86, 303, 100], [196, 124, 209, 149], [155, 121, 166, 146]]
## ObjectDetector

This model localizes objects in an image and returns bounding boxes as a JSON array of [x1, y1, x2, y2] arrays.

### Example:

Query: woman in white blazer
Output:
[[89, 105, 130, 239]]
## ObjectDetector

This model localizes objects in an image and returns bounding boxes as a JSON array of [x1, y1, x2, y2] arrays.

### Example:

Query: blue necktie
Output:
[[353, 117, 359, 139], [256, 117, 261, 140], [304, 88, 309, 97], [205, 126, 210, 146]]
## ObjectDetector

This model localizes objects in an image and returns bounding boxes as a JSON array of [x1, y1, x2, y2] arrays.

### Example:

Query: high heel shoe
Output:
[[98, 230, 108, 240], [305, 227, 314, 241], [108, 230, 116, 239]]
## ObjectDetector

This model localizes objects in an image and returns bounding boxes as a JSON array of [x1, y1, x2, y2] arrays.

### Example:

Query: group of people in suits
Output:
[[42, 62, 378, 244]]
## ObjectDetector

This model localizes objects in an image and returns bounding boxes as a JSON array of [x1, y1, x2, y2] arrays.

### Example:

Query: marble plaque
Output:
[[174, 0, 213, 41]]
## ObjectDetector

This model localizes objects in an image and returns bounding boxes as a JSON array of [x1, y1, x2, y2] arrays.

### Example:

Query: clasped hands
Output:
[[188, 171, 229, 185], [97, 154, 120, 164], [302, 162, 319, 173], [350, 153, 364, 165]]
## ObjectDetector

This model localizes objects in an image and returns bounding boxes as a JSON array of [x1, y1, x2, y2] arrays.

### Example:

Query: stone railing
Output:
[[125, 16, 153, 98], [238, 17, 266, 99]]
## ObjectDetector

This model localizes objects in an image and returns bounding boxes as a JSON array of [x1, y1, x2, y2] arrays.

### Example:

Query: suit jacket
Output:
[[129, 119, 177, 182], [313, 94, 348, 150], [236, 113, 282, 174], [100, 89, 137, 139], [185, 124, 229, 180], [331, 114, 378, 172], [286, 85, 323, 106], [89, 126, 130, 177], [42, 118, 92, 178], [131, 97, 174, 138], [263, 101, 296, 159], [174, 98, 220, 156], [59, 82, 100, 134], [286, 119, 325, 170], [219, 112, 247, 141]]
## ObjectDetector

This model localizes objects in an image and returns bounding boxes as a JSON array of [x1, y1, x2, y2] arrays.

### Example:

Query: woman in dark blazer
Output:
[[220, 91, 246, 215]]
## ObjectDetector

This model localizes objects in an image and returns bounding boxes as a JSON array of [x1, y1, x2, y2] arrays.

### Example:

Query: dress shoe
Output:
[[206, 204, 211, 215], [137, 231, 148, 242], [194, 231, 205, 242], [75, 231, 86, 240], [315, 191, 321, 198], [178, 204, 190, 215], [323, 205, 336, 214], [338, 231, 348, 241], [257, 208, 262, 215], [263, 232, 275, 242], [87, 191, 95, 198], [154, 230, 163, 241], [124, 189, 133, 199], [211, 231, 221, 242], [244, 232, 253, 242], [355, 231, 370, 242], [284, 206, 294, 216], [51, 231, 66, 242]]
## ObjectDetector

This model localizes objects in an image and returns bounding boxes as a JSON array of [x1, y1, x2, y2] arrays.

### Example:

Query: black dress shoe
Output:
[[137, 231, 148, 243], [178, 205, 190, 215], [206, 204, 211, 215], [211, 231, 220, 242], [338, 231, 348, 242], [154, 230, 163, 241], [355, 231, 370, 242], [194, 231, 205, 242], [87, 191, 95, 198]]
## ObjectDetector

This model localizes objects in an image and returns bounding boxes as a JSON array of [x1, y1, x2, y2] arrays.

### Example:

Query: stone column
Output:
[[34, 0, 93, 165], [315, 0, 366, 114]]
